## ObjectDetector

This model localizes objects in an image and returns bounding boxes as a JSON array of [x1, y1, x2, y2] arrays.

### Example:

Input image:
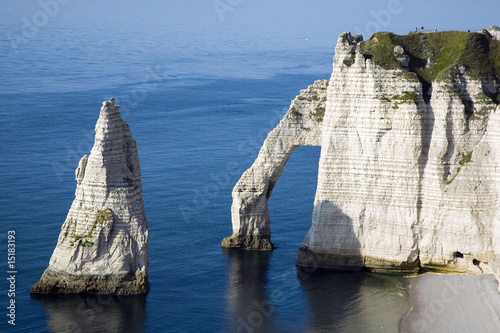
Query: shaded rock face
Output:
[[224, 31, 500, 277], [31, 99, 149, 295]]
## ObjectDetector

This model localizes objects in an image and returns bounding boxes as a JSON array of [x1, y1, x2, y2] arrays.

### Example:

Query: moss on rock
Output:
[[70, 208, 112, 247]]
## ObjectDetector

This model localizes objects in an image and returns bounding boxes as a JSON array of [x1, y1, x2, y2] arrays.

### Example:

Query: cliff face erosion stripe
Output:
[[31, 99, 149, 295], [223, 29, 500, 278]]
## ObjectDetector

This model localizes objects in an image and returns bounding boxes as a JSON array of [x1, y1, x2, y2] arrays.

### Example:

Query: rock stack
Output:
[[31, 98, 149, 295]]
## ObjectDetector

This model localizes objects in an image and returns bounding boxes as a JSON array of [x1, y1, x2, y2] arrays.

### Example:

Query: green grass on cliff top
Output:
[[360, 31, 500, 84]]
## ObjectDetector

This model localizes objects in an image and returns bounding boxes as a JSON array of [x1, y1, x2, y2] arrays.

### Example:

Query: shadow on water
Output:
[[222, 200, 408, 333], [222, 248, 277, 333], [31, 294, 146, 333], [297, 201, 409, 332], [297, 270, 364, 332], [298, 269, 408, 333]]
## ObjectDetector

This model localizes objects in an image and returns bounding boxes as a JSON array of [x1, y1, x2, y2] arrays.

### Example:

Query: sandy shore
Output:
[[400, 273, 500, 332]]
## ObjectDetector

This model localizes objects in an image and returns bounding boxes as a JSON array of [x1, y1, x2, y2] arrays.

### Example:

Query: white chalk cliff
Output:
[[31, 98, 149, 295], [223, 30, 500, 276]]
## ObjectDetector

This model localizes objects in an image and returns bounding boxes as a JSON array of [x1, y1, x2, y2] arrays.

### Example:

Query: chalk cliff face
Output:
[[224, 30, 500, 276], [31, 98, 149, 295], [298, 31, 500, 274]]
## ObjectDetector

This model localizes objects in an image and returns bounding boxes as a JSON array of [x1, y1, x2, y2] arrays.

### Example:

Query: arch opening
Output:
[[221, 79, 329, 250], [268, 146, 321, 249]]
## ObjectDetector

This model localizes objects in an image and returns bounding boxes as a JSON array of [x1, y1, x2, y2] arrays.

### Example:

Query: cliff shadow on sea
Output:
[[298, 269, 409, 332], [31, 294, 146, 333]]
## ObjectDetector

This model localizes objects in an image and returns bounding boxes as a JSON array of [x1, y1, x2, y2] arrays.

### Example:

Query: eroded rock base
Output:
[[30, 270, 149, 295], [296, 247, 421, 274], [221, 235, 274, 250]]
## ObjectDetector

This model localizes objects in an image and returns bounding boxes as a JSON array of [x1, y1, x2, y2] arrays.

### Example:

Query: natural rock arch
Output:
[[224, 29, 500, 279], [221, 80, 328, 249]]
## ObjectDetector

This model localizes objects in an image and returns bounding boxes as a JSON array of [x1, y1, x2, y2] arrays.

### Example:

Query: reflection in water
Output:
[[32, 294, 146, 333], [298, 269, 364, 332], [223, 248, 276, 333], [299, 269, 409, 333], [223, 247, 410, 333]]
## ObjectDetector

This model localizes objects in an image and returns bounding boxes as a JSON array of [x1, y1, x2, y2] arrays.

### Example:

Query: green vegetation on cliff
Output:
[[360, 31, 500, 84], [445, 151, 473, 185], [69, 208, 112, 247]]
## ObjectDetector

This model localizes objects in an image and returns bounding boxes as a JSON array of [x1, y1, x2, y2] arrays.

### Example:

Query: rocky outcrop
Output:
[[224, 30, 500, 276], [31, 98, 149, 295], [488, 25, 500, 40], [222, 80, 328, 249]]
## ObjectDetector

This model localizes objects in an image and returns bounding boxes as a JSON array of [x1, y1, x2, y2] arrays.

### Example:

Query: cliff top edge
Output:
[[341, 29, 500, 84]]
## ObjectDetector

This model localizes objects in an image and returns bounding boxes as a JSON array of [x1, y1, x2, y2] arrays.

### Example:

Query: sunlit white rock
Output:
[[31, 98, 149, 295]]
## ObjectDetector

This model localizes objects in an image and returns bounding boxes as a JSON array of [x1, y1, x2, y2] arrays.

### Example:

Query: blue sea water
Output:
[[7, 0, 500, 332]]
